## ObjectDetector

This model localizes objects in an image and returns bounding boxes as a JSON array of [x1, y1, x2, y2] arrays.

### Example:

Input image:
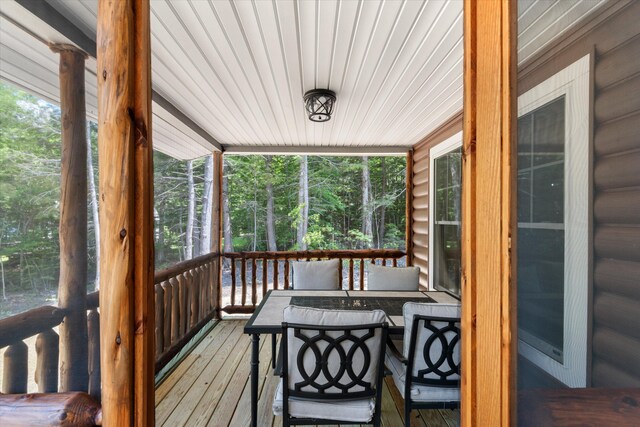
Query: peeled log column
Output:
[[97, 0, 155, 423], [51, 44, 89, 392], [35, 329, 59, 393], [2, 341, 28, 394]]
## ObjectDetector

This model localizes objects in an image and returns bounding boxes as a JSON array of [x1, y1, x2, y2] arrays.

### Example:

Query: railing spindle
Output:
[[273, 259, 279, 290], [360, 259, 365, 290], [34, 329, 59, 393], [170, 277, 180, 343], [188, 269, 198, 328], [2, 341, 28, 393], [349, 259, 354, 290], [338, 258, 343, 289], [241, 258, 247, 306], [162, 280, 172, 351], [284, 259, 290, 289], [262, 258, 268, 297], [199, 266, 206, 320], [251, 258, 257, 306], [230, 258, 237, 307], [382, 258, 387, 266], [393, 258, 397, 267], [155, 284, 164, 358], [178, 273, 188, 337], [87, 308, 101, 401]]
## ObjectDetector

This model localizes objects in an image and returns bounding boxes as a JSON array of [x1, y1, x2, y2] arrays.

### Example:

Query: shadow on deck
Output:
[[155, 319, 460, 427]]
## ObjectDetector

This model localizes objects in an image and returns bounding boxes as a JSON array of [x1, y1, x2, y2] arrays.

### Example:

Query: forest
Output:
[[0, 82, 407, 317]]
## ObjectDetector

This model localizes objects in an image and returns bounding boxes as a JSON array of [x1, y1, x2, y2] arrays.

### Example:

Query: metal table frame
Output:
[[243, 289, 456, 427]]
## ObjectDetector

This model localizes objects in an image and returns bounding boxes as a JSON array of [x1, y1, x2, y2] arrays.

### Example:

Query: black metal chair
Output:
[[273, 306, 388, 426], [385, 302, 461, 426]]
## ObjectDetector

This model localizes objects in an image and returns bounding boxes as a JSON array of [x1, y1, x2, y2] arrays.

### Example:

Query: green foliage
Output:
[[226, 154, 406, 252]]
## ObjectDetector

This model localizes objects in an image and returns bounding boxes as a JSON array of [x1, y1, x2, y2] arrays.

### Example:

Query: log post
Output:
[[87, 309, 101, 401], [405, 150, 414, 266], [178, 273, 188, 336], [212, 152, 223, 318], [50, 43, 89, 393], [35, 329, 59, 393], [461, 0, 517, 425], [97, 0, 155, 424], [2, 341, 28, 394]]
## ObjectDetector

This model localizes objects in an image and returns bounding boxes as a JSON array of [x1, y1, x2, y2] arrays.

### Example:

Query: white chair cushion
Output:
[[291, 259, 340, 290], [272, 380, 376, 422], [402, 302, 461, 365], [367, 264, 420, 291], [282, 306, 386, 394], [384, 350, 460, 403]]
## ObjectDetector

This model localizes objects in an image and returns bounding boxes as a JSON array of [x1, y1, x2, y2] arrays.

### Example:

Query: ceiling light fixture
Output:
[[303, 89, 336, 122]]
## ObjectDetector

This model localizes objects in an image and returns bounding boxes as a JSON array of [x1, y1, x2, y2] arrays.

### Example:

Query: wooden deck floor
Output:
[[156, 319, 460, 427]]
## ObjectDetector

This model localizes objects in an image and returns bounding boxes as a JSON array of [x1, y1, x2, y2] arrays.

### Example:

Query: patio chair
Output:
[[271, 259, 342, 368], [290, 258, 341, 290], [385, 302, 461, 426], [367, 264, 420, 291], [273, 305, 389, 426]]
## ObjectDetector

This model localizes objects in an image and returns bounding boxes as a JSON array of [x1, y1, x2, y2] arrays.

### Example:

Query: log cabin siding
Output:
[[409, 113, 463, 288], [518, 0, 640, 387]]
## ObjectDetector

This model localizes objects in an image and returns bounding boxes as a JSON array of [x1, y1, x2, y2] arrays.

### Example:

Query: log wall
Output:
[[518, 0, 640, 388]]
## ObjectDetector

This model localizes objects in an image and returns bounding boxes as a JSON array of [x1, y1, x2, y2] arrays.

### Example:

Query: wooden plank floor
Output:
[[156, 319, 460, 427]]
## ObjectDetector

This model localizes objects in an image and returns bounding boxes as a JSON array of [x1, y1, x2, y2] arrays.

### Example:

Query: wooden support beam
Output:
[[213, 152, 223, 317], [97, 0, 154, 425], [51, 44, 89, 393], [461, 1, 517, 426], [405, 150, 413, 266]]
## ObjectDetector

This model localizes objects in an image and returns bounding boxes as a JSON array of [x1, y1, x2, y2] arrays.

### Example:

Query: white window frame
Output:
[[517, 54, 590, 387], [428, 131, 462, 293]]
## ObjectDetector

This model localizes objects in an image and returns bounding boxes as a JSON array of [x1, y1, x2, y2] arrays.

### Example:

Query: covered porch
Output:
[[1, 0, 639, 426]]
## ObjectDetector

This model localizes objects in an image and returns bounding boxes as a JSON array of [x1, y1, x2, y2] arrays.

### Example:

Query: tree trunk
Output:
[[222, 162, 233, 254], [86, 121, 100, 290], [186, 160, 195, 259], [378, 157, 386, 248], [296, 155, 309, 250], [361, 156, 372, 248], [155, 207, 165, 263], [200, 155, 213, 255], [265, 155, 277, 251]]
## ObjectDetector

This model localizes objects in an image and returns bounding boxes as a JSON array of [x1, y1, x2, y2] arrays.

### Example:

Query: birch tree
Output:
[[361, 156, 373, 248], [296, 155, 309, 250], [265, 155, 277, 251], [185, 159, 196, 259], [86, 121, 100, 289], [222, 159, 234, 265], [199, 154, 213, 255]]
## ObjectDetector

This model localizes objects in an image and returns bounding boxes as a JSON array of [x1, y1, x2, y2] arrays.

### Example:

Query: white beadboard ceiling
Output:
[[1, 0, 607, 159]]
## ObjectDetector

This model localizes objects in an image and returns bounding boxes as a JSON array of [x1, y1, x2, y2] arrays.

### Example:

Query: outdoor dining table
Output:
[[243, 289, 460, 427]]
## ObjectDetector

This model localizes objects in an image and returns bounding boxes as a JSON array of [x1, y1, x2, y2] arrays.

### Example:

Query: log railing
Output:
[[0, 291, 100, 398], [153, 252, 219, 373], [0, 252, 220, 399], [221, 249, 406, 314]]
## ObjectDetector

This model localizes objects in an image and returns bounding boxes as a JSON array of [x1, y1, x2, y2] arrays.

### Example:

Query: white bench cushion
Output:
[[367, 264, 420, 291], [291, 259, 340, 290]]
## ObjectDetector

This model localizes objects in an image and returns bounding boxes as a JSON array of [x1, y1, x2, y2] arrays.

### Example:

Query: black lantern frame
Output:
[[303, 89, 336, 122]]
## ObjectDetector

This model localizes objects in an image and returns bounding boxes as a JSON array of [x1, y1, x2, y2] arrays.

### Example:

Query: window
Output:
[[517, 55, 590, 387], [429, 132, 462, 296]]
